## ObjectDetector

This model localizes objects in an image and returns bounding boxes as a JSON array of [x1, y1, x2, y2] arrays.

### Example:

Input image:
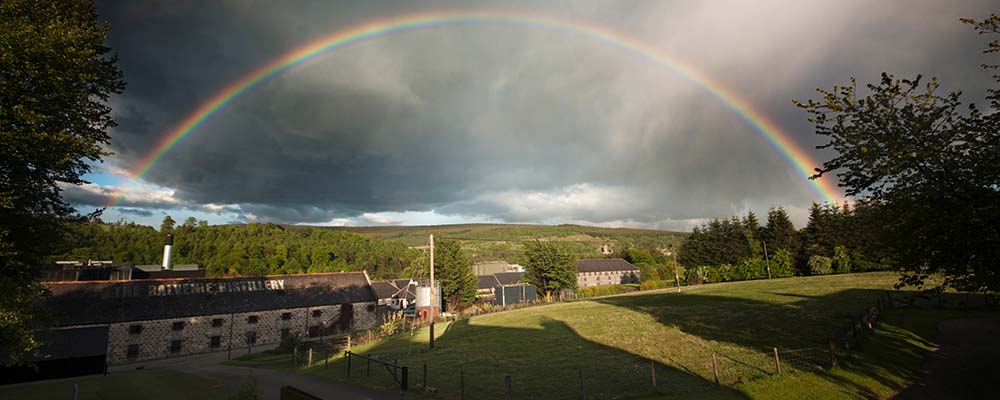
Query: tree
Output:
[[433, 240, 476, 310], [795, 15, 1000, 292], [182, 217, 198, 228], [0, 0, 124, 365], [523, 241, 577, 301], [161, 215, 176, 232]]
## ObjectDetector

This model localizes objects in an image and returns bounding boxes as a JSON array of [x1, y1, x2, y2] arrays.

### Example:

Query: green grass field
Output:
[[232, 272, 996, 399], [312, 223, 687, 262], [0, 369, 235, 400]]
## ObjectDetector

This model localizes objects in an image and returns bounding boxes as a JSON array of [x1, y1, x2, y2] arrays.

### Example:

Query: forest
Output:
[[676, 202, 896, 284], [47, 219, 422, 280]]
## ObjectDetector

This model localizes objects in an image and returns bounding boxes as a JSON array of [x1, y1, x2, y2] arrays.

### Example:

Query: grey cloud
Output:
[[97, 0, 999, 225]]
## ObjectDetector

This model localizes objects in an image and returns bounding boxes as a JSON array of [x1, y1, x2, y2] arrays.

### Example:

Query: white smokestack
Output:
[[162, 234, 173, 270]]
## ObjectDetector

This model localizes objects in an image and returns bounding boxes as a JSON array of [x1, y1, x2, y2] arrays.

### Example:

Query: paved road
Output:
[[892, 317, 1000, 400], [110, 346, 401, 400]]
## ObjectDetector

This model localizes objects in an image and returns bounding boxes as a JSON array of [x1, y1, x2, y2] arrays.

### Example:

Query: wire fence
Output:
[[281, 290, 901, 399]]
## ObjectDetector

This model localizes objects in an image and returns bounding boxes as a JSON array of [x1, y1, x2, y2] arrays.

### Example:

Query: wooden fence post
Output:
[[773, 348, 781, 375], [308, 348, 313, 367], [505, 375, 512, 400], [651, 361, 657, 388], [347, 335, 351, 351], [346, 351, 351, 376], [828, 338, 838, 369], [711, 353, 720, 384], [579, 368, 584, 400]]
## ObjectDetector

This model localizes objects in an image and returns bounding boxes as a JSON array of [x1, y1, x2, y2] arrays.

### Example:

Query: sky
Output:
[[64, 0, 998, 231]]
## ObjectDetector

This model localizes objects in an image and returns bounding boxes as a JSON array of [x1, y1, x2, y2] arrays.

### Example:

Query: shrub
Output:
[[639, 279, 675, 291], [770, 249, 794, 278], [274, 334, 300, 354], [808, 255, 834, 275], [575, 285, 637, 298], [833, 246, 851, 274]]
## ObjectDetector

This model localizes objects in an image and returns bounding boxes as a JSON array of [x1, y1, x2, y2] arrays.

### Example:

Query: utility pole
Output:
[[429, 234, 435, 349], [763, 240, 772, 280], [669, 244, 680, 293]]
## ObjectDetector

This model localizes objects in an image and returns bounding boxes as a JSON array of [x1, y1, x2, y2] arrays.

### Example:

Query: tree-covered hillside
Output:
[[324, 223, 687, 263], [47, 222, 420, 280]]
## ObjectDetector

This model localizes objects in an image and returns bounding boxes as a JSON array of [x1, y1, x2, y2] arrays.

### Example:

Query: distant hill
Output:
[[309, 223, 688, 263]]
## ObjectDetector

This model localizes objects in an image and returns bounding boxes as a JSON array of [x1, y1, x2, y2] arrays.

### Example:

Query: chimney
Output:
[[162, 234, 173, 270]]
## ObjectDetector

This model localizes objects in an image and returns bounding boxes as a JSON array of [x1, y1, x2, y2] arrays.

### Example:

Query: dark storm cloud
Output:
[[98, 0, 999, 225]]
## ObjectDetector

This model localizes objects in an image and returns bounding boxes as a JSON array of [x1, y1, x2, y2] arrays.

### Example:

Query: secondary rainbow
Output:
[[111, 11, 840, 207]]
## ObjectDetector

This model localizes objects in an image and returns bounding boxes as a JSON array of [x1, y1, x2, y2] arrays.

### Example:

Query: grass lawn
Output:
[[236, 272, 984, 399], [0, 369, 235, 400]]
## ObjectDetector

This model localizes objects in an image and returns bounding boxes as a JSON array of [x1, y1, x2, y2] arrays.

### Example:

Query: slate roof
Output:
[[44, 272, 375, 326], [371, 279, 419, 301], [477, 275, 501, 290], [495, 272, 523, 285], [575, 258, 640, 273]]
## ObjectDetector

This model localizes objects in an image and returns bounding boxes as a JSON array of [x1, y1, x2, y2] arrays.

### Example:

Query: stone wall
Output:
[[576, 271, 640, 287], [104, 301, 377, 364]]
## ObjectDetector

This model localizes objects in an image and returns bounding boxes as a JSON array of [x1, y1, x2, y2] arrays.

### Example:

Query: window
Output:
[[128, 324, 143, 335], [280, 312, 292, 320], [169, 340, 182, 353], [280, 328, 290, 339], [311, 309, 322, 317], [247, 315, 259, 324], [366, 304, 375, 312], [171, 321, 185, 331], [209, 336, 221, 349], [126, 344, 140, 359], [246, 331, 257, 344], [308, 325, 319, 338], [212, 318, 225, 327]]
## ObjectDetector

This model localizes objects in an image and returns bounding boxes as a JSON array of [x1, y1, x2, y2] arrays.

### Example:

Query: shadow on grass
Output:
[[595, 288, 991, 398], [311, 317, 748, 400]]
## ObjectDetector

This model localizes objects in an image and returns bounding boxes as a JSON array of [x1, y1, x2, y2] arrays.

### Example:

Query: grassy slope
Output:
[[0, 369, 234, 400], [310, 223, 687, 262], [238, 273, 934, 399]]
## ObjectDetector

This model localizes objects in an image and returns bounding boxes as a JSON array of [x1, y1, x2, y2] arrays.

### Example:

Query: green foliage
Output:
[[833, 246, 851, 274], [795, 15, 1000, 292], [638, 279, 675, 291], [434, 239, 477, 310], [808, 256, 834, 276], [574, 284, 637, 298], [274, 334, 300, 354], [762, 207, 799, 263], [0, 0, 124, 365], [161, 215, 176, 232], [679, 213, 758, 267], [523, 241, 577, 300], [769, 249, 794, 278], [323, 224, 686, 263], [47, 221, 421, 280]]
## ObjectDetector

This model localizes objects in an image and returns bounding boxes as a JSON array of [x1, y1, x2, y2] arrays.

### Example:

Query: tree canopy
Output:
[[794, 15, 1000, 293], [523, 241, 577, 301], [0, 0, 124, 365], [432, 239, 477, 310]]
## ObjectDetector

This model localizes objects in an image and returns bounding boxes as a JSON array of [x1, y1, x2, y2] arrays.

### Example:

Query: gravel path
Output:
[[892, 317, 1000, 400]]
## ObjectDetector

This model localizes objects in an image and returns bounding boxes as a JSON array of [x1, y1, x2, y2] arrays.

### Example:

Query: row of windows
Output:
[[125, 328, 295, 358], [127, 310, 325, 335]]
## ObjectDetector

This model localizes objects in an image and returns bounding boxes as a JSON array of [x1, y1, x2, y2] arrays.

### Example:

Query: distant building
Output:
[[599, 244, 614, 255], [576, 259, 640, 287], [371, 279, 420, 310], [38, 262, 206, 282], [475, 272, 536, 305], [472, 261, 523, 276]]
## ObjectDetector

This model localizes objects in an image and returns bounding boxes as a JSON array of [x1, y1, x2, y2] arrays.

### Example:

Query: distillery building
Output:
[[38, 271, 379, 369]]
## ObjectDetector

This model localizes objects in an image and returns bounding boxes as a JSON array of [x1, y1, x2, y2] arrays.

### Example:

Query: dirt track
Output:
[[892, 317, 1000, 400]]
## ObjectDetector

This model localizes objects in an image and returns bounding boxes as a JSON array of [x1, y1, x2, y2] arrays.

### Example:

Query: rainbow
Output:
[[111, 11, 840, 207]]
